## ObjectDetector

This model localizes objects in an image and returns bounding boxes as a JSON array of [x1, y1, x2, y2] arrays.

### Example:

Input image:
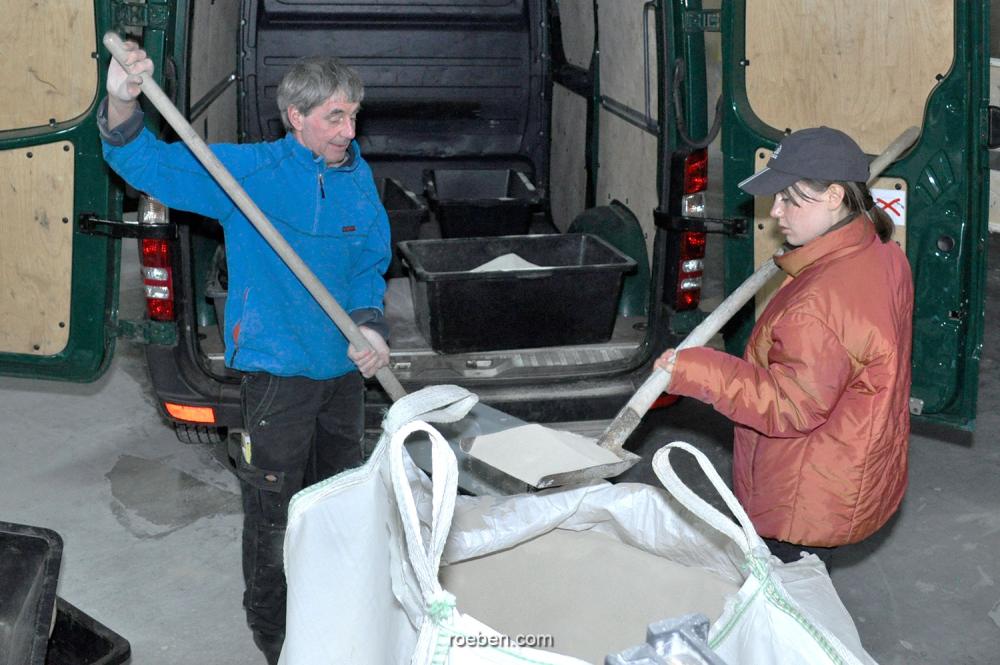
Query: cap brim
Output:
[[738, 167, 801, 196]]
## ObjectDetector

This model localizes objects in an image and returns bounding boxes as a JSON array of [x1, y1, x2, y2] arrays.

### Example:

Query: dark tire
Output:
[[174, 422, 225, 445], [210, 431, 241, 474]]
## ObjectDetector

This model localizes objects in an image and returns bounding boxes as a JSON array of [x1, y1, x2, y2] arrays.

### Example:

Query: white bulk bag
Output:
[[280, 385, 878, 665], [651, 441, 878, 665], [441, 443, 878, 665], [279, 384, 580, 665]]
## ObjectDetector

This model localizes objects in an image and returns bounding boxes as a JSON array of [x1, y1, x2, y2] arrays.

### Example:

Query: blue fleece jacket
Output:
[[103, 122, 390, 380]]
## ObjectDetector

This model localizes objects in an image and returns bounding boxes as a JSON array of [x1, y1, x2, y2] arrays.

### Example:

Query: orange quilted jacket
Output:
[[670, 216, 913, 546]]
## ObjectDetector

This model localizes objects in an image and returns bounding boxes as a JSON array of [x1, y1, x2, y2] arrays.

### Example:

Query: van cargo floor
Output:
[[383, 277, 645, 379]]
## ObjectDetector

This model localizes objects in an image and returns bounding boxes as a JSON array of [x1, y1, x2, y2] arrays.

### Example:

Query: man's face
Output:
[[288, 92, 359, 167], [769, 182, 839, 247]]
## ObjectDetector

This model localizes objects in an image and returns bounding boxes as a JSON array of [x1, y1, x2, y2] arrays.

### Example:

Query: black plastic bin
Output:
[[397, 234, 636, 353], [0, 521, 130, 665], [423, 168, 540, 238], [377, 177, 429, 278], [45, 598, 131, 665], [0, 521, 63, 665]]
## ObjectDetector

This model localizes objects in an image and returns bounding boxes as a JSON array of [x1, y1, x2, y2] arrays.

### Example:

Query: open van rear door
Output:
[[0, 1, 120, 382], [0, 2, 181, 382], [718, 0, 990, 429]]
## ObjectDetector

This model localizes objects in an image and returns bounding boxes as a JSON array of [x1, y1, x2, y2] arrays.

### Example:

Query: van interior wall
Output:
[[744, 0, 954, 154], [549, 0, 594, 233], [594, 0, 660, 261], [550, 87, 589, 233], [238, 0, 546, 195], [188, 0, 240, 143], [548, 0, 661, 250]]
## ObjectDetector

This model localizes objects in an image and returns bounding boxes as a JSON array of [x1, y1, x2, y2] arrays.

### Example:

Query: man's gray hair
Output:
[[276, 56, 364, 130]]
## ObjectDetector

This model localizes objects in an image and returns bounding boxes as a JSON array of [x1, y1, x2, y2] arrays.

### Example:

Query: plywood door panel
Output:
[[0, 1, 97, 130], [750, 150, 788, 318], [0, 143, 75, 355], [745, 0, 953, 153]]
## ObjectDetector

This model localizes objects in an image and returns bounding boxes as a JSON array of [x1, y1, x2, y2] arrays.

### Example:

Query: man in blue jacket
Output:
[[100, 42, 391, 664]]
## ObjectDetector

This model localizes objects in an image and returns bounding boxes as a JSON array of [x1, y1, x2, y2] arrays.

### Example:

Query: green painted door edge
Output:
[[568, 201, 651, 317]]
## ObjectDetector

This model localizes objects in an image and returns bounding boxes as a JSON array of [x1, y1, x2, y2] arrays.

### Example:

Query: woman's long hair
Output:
[[791, 179, 894, 242]]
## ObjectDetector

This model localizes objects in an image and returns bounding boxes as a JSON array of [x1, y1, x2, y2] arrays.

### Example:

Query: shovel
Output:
[[592, 125, 921, 456], [103, 33, 588, 494]]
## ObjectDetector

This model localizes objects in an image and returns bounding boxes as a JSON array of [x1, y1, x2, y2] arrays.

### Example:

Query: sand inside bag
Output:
[[439, 527, 739, 664]]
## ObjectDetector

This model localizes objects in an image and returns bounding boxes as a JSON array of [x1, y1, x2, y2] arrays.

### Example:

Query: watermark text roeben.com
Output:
[[450, 633, 555, 649]]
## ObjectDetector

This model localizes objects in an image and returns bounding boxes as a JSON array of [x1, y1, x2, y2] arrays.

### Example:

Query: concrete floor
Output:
[[2, 234, 1000, 664], [0, 243, 264, 665]]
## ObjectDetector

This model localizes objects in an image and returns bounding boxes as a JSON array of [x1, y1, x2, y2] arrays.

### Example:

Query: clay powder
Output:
[[467, 424, 622, 487], [471, 253, 544, 272], [439, 528, 738, 664]]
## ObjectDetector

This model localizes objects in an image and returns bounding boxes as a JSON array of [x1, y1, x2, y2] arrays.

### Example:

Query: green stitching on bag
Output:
[[428, 593, 457, 624], [708, 552, 769, 648], [707, 581, 762, 648], [761, 581, 849, 665], [709, 553, 851, 665]]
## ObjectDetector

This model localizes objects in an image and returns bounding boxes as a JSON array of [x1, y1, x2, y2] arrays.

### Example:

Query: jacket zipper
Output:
[[318, 172, 326, 199]]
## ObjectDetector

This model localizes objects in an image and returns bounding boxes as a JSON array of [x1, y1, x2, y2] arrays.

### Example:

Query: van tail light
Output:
[[138, 196, 175, 321], [674, 150, 708, 311], [674, 231, 706, 311], [683, 148, 708, 195], [141, 238, 175, 321]]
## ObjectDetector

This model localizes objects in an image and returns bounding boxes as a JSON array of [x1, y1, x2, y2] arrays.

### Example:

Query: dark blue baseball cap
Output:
[[738, 126, 871, 196]]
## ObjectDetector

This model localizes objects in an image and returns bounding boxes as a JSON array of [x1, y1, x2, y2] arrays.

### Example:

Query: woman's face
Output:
[[769, 183, 839, 246]]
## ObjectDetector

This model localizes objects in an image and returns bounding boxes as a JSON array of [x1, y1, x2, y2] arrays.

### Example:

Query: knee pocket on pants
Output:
[[236, 453, 287, 495], [238, 464, 289, 526]]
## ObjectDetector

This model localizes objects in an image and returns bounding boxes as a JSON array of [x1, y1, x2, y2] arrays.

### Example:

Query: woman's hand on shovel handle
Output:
[[653, 348, 677, 389], [106, 40, 154, 126]]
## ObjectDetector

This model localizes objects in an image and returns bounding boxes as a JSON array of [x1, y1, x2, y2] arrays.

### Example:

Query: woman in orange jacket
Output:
[[656, 127, 913, 567]]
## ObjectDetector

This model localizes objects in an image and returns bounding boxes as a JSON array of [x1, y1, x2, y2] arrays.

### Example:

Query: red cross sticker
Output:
[[877, 197, 904, 218]]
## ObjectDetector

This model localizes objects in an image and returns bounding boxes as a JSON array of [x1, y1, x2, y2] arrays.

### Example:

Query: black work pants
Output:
[[764, 537, 836, 570], [236, 371, 364, 664]]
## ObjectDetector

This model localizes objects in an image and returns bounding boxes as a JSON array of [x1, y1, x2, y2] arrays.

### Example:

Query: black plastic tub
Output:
[[0, 521, 63, 665], [423, 169, 540, 238], [377, 177, 429, 278], [398, 234, 636, 353], [45, 598, 131, 665]]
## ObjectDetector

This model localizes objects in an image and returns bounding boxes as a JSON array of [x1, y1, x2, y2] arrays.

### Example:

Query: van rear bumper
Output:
[[145, 343, 242, 429]]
